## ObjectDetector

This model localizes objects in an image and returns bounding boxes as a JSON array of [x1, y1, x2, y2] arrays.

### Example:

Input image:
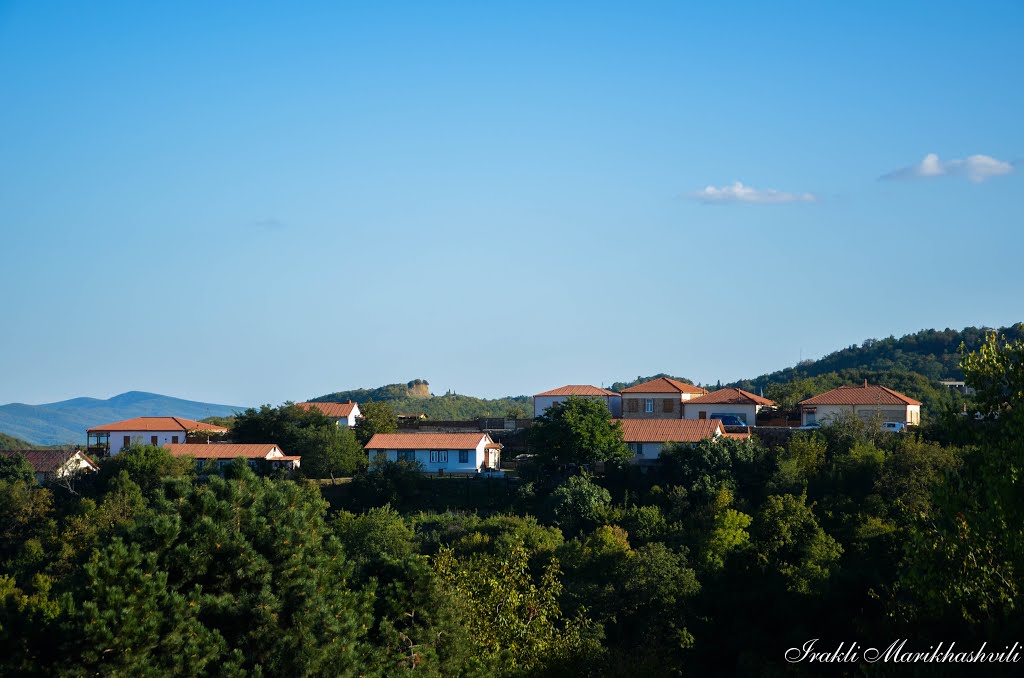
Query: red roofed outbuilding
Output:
[[296, 401, 361, 428], [798, 381, 922, 427]]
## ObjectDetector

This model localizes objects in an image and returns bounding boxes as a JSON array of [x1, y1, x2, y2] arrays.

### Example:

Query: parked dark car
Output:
[[711, 414, 747, 427]]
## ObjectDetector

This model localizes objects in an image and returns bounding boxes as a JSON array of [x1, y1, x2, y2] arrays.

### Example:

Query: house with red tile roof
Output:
[[533, 385, 622, 418], [165, 443, 300, 471], [365, 432, 501, 473], [683, 388, 776, 426], [616, 419, 724, 462], [1, 449, 99, 484], [296, 401, 360, 427], [620, 377, 708, 419], [798, 381, 922, 427], [86, 416, 229, 457]]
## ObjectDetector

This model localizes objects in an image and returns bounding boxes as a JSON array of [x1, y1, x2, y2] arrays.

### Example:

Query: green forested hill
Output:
[[729, 325, 1023, 412], [0, 431, 35, 450], [311, 380, 532, 419]]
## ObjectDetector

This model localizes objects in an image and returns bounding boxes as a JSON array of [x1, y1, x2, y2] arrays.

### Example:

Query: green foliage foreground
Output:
[[2, 331, 1024, 675]]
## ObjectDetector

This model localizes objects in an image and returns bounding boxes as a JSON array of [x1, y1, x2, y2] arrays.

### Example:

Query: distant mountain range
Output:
[[0, 391, 246, 446]]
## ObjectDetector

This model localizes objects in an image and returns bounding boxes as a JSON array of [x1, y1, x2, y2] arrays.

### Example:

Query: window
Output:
[[459, 449, 470, 464], [662, 398, 674, 413], [645, 399, 654, 413], [698, 411, 707, 420], [398, 450, 415, 462], [171, 435, 179, 444], [123, 435, 131, 450], [628, 443, 643, 456], [627, 399, 639, 413], [429, 450, 448, 464], [151, 435, 158, 446]]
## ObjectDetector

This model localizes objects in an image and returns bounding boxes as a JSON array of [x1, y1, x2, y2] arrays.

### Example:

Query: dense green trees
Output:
[[232, 402, 365, 477], [3, 335, 1022, 674], [529, 396, 630, 466], [354, 400, 398, 446]]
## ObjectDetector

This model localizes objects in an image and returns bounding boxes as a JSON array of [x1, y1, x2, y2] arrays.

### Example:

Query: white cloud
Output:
[[882, 153, 1014, 183], [689, 181, 816, 204]]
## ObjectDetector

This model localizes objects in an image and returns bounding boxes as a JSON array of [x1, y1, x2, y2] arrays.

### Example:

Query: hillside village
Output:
[[3, 375, 927, 482]]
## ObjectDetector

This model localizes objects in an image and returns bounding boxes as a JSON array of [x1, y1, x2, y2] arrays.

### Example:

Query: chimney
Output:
[[863, 379, 868, 387]]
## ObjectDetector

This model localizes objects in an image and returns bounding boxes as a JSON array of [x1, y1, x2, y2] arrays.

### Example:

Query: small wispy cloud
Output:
[[881, 153, 1014, 183], [689, 181, 816, 204], [250, 218, 287, 231]]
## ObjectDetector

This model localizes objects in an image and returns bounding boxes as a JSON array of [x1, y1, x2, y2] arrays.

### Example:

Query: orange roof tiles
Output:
[[534, 385, 618, 397], [615, 419, 723, 443], [620, 377, 707, 395], [87, 417, 228, 433], [686, 388, 775, 407], [296, 401, 358, 418], [723, 432, 753, 440], [365, 433, 495, 450], [165, 443, 284, 459], [798, 383, 922, 407]]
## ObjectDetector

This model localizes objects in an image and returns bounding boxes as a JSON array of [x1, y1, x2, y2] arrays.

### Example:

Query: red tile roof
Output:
[[534, 385, 618, 397], [620, 377, 707, 395], [723, 432, 753, 440], [686, 388, 775, 406], [87, 416, 228, 433], [164, 443, 285, 459], [296, 401, 358, 418], [365, 433, 495, 450], [1, 449, 99, 474], [615, 419, 723, 443], [798, 383, 922, 407]]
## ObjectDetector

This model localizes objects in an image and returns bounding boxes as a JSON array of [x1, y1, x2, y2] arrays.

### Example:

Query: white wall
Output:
[[344, 404, 360, 427], [109, 430, 187, 454], [682, 403, 758, 425], [378, 448, 482, 472], [534, 395, 621, 418], [801, 404, 918, 426]]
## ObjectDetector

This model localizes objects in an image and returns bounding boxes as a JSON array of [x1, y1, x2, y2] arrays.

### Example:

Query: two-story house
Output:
[[620, 377, 707, 419]]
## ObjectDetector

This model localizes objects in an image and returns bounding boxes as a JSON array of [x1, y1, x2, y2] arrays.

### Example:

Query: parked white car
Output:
[[881, 421, 907, 433]]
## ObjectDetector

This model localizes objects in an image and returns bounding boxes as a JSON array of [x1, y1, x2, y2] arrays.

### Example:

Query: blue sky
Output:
[[1, 1, 1021, 407]]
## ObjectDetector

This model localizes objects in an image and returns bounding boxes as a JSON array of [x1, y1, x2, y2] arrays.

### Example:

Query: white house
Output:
[[165, 443, 301, 471], [1, 449, 100, 485], [296, 401, 361, 428], [365, 432, 501, 473], [616, 419, 725, 463], [620, 377, 708, 419], [533, 385, 622, 418], [683, 388, 776, 426], [798, 381, 922, 427], [87, 416, 229, 456]]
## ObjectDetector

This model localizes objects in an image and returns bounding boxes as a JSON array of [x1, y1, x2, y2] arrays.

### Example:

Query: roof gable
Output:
[[296, 401, 358, 418], [798, 383, 922, 407], [687, 388, 775, 406], [87, 416, 228, 433], [1, 449, 98, 474], [164, 443, 284, 459], [616, 419, 723, 443], [620, 377, 707, 395], [534, 385, 618, 397], [365, 432, 493, 450]]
